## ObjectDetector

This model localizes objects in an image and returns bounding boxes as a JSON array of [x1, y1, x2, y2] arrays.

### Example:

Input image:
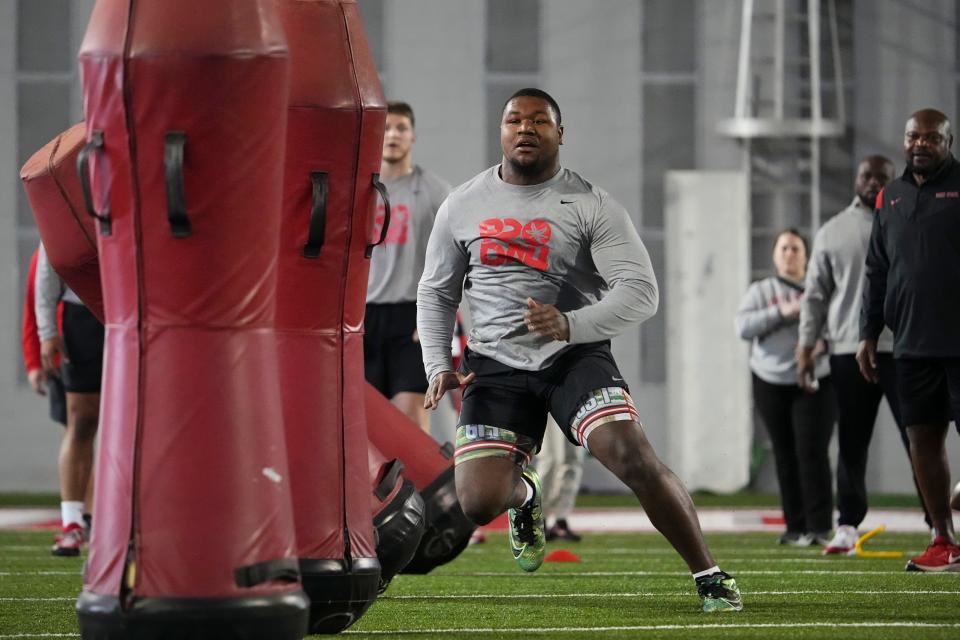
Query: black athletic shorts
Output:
[[458, 342, 637, 447], [895, 357, 960, 429], [60, 302, 105, 394], [47, 376, 66, 426], [364, 302, 428, 397]]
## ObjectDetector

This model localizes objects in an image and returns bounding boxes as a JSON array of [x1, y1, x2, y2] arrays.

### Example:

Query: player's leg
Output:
[[830, 355, 882, 549], [877, 355, 933, 527], [790, 377, 835, 542], [548, 346, 741, 611], [897, 358, 959, 571], [454, 367, 546, 571], [533, 417, 561, 525], [578, 410, 741, 611], [54, 391, 98, 556], [540, 420, 584, 541], [385, 303, 431, 433], [53, 303, 102, 557], [454, 425, 544, 571], [752, 374, 807, 541]]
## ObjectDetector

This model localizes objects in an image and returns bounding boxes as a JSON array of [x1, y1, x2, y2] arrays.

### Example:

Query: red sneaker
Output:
[[905, 536, 960, 572], [51, 523, 85, 557]]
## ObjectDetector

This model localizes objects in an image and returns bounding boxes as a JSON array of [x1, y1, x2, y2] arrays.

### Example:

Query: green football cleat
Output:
[[507, 468, 545, 572], [697, 571, 743, 612]]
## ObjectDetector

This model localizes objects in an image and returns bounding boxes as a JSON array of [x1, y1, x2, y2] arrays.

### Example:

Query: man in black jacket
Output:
[[858, 108, 960, 572]]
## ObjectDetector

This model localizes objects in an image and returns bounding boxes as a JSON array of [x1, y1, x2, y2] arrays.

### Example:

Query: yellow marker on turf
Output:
[[854, 525, 903, 558]]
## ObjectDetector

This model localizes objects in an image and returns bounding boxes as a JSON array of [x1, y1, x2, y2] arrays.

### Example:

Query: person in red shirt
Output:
[[21, 246, 66, 426]]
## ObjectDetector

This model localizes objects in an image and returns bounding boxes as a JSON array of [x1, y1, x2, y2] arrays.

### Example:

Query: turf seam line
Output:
[[341, 622, 960, 635]]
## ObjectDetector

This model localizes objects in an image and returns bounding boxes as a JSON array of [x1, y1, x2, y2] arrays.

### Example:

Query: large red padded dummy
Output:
[[19, 123, 103, 317], [275, 0, 423, 630], [22, 119, 424, 611], [365, 384, 476, 572], [75, 1, 307, 638]]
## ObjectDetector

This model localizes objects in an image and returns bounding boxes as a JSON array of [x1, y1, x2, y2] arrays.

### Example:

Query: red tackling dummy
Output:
[[75, 1, 306, 638], [273, 0, 422, 630], [20, 123, 104, 319]]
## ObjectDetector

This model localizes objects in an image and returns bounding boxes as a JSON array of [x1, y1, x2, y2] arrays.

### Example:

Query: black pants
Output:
[[830, 354, 930, 528], [753, 374, 836, 533]]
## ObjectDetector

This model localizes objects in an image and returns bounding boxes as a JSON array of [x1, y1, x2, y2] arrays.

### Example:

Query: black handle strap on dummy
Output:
[[164, 131, 191, 238], [76, 130, 112, 236], [439, 442, 454, 459], [366, 173, 391, 258], [302, 171, 328, 258], [374, 459, 405, 500], [234, 557, 300, 588]]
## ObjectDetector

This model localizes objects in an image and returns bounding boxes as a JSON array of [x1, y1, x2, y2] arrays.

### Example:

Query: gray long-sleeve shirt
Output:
[[736, 276, 830, 385], [34, 244, 81, 341], [417, 166, 658, 382], [798, 197, 894, 354], [366, 166, 451, 304]]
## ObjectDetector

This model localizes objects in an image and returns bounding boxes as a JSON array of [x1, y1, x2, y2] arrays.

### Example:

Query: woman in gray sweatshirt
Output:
[[735, 228, 835, 546]]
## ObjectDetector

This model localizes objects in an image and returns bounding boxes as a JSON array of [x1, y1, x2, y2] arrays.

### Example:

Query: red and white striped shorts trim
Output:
[[571, 394, 640, 451]]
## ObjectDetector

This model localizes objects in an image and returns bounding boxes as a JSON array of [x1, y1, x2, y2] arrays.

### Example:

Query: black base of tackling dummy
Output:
[[77, 591, 309, 640], [374, 477, 426, 592], [299, 557, 379, 634], [402, 467, 476, 574]]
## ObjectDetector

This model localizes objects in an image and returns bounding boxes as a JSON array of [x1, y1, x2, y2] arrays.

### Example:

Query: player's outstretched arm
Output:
[[424, 370, 475, 410]]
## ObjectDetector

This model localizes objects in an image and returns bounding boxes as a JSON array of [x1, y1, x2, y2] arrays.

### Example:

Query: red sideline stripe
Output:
[[761, 515, 786, 525], [16, 518, 61, 531], [478, 512, 509, 532]]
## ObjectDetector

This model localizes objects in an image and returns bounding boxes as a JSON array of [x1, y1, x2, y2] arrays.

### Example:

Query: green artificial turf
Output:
[[1, 528, 957, 639]]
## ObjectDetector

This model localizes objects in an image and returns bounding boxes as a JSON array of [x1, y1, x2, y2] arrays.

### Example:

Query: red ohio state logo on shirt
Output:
[[479, 218, 551, 271], [373, 203, 410, 245]]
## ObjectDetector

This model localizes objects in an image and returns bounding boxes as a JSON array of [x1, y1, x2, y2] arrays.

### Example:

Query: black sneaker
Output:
[[546, 518, 582, 542], [696, 571, 743, 612]]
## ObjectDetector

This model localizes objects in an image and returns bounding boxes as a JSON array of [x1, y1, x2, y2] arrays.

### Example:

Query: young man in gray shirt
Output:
[[797, 156, 928, 555], [365, 101, 450, 433], [417, 88, 741, 612]]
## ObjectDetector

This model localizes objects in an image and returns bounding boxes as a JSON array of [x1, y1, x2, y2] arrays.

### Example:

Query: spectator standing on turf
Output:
[[35, 245, 103, 556], [798, 155, 932, 555], [418, 88, 741, 612], [534, 416, 585, 541], [858, 108, 960, 571], [22, 245, 67, 429], [736, 229, 835, 547], [365, 101, 451, 434]]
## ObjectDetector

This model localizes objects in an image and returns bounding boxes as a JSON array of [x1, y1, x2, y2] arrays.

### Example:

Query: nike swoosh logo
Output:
[[612, 376, 623, 381], [560, 200, 576, 204], [949, 553, 960, 563]]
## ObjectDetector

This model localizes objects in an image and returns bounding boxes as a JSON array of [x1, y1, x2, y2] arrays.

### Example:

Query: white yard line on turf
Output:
[[0, 571, 80, 576], [2, 589, 957, 604], [444, 569, 953, 576], [381, 589, 960, 599], [345, 622, 960, 635], [0, 635, 77, 639]]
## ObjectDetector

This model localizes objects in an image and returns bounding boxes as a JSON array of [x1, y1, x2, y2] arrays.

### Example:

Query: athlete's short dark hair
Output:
[[502, 88, 562, 125], [387, 101, 415, 128]]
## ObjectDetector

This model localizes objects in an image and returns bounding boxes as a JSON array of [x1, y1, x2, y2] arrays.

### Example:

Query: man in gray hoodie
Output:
[[797, 155, 928, 555], [417, 88, 741, 612]]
